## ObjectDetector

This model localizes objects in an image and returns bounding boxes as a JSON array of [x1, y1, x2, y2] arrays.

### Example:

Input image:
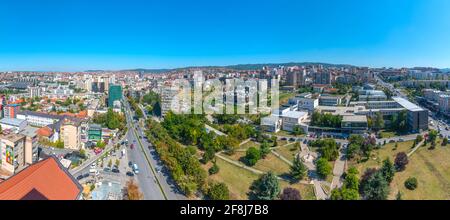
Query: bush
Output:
[[394, 152, 409, 171], [404, 177, 418, 190], [316, 158, 332, 178], [245, 147, 261, 166], [206, 182, 230, 200], [208, 162, 220, 175], [279, 187, 301, 200]]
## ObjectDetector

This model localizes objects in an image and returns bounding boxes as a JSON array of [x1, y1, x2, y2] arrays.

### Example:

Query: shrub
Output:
[[404, 177, 418, 190]]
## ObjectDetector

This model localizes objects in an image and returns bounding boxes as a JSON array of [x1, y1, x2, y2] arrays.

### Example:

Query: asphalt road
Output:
[[125, 101, 186, 200]]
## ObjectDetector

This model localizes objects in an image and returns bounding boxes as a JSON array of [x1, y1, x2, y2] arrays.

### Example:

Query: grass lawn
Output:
[[238, 141, 260, 150], [206, 157, 316, 200], [349, 140, 415, 175], [274, 144, 299, 162], [222, 151, 291, 176], [349, 139, 450, 199], [379, 131, 396, 139], [389, 140, 450, 200]]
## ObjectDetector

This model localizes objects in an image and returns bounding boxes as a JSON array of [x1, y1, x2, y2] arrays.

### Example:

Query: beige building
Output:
[[0, 133, 26, 175], [61, 118, 82, 150], [19, 126, 39, 165]]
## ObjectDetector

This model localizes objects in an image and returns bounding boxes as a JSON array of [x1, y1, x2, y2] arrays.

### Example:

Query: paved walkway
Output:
[[330, 145, 347, 191], [407, 140, 425, 157]]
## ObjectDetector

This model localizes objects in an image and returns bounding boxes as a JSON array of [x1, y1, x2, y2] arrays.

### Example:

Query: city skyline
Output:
[[1, 0, 450, 71]]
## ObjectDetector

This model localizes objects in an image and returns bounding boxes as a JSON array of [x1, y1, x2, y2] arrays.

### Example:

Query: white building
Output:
[[0, 118, 28, 133], [281, 111, 308, 132]]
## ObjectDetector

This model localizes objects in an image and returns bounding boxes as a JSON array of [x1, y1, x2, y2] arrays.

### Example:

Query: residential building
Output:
[[61, 118, 82, 150], [19, 126, 39, 165], [29, 86, 41, 98], [108, 84, 123, 107], [3, 104, 20, 119], [16, 111, 62, 127], [313, 71, 331, 85], [88, 124, 102, 141], [0, 133, 26, 175]]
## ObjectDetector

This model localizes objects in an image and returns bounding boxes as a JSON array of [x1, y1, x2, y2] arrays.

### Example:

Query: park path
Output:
[[330, 145, 347, 191], [407, 140, 425, 157]]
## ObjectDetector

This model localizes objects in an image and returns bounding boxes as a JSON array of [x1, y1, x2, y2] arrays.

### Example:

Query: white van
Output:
[[89, 168, 97, 174]]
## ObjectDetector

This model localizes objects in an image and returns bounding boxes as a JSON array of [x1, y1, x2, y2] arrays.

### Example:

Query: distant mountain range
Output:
[[108, 62, 356, 73]]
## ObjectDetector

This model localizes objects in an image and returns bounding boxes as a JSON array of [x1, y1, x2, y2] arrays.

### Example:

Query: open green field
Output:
[[349, 140, 415, 175], [379, 131, 396, 138], [221, 152, 291, 176], [279, 92, 297, 105], [238, 141, 260, 150], [390, 140, 450, 200], [274, 143, 299, 162], [350, 139, 450, 199], [206, 157, 315, 200]]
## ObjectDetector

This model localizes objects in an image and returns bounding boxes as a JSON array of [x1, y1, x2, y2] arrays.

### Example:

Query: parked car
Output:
[[83, 173, 90, 178], [103, 167, 111, 172], [126, 171, 135, 177], [132, 164, 139, 174], [76, 175, 84, 180], [112, 168, 120, 173], [128, 161, 133, 167]]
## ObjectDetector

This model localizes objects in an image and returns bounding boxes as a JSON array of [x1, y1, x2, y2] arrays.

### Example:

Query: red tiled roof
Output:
[[37, 126, 53, 137], [0, 157, 82, 200]]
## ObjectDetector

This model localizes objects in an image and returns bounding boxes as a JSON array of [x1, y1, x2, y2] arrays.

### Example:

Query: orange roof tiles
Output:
[[0, 157, 81, 200], [37, 127, 53, 137]]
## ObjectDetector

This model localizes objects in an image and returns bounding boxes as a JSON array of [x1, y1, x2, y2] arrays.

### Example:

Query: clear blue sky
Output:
[[1, 0, 450, 71]]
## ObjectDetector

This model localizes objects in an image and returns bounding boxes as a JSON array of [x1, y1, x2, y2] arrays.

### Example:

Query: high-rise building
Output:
[[108, 84, 123, 107], [0, 133, 26, 175], [313, 71, 331, 85], [3, 104, 20, 119], [29, 86, 41, 98]]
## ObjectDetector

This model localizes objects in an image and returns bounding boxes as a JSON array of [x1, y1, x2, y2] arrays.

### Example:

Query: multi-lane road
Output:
[[124, 100, 186, 200]]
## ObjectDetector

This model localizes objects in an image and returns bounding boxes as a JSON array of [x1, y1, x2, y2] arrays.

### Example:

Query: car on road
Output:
[[128, 161, 133, 167], [126, 171, 135, 177], [130, 144, 134, 149], [289, 138, 296, 142], [132, 164, 139, 174], [112, 168, 120, 173], [90, 164, 96, 169]]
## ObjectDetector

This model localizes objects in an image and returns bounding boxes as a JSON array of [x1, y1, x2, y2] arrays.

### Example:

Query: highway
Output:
[[124, 100, 186, 200]]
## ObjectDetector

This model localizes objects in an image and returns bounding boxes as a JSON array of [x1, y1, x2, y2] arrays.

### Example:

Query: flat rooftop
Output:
[[342, 115, 367, 122], [392, 97, 425, 112], [282, 111, 308, 119]]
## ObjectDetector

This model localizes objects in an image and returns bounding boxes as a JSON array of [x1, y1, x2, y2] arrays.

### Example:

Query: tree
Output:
[[206, 182, 230, 200], [380, 158, 395, 183], [208, 162, 220, 175], [279, 187, 301, 200], [125, 180, 143, 200], [201, 145, 216, 164], [416, 135, 423, 143], [394, 152, 409, 171], [428, 129, 438, 144], [249, 172, 280, 200], [361, 171, 390, 200], [442, 137, 448, 146], [310, 139, 339, 161], [245, 147, 261, 166], [108, 159, 112, 167], [316, 158, 332, 178], [373, 112, 385, 131], [292, 126, 304, 136], [0, 124, 2, 134], [290, 157, 308, 182], [404, 177, 418, 190], [396, 191, 402, 200], [259, 141, 271, 159]]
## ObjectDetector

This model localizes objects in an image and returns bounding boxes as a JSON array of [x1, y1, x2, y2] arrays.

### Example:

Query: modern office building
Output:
[[392, 97, 429, 132], [108, 84, 123, 107]]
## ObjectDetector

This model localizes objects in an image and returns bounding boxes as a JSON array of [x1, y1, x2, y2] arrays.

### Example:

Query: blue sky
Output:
[[0, 0, 450, 71]]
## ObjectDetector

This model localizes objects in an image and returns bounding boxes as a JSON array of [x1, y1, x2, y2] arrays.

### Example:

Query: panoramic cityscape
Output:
[[1, 0, 450, 205]]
